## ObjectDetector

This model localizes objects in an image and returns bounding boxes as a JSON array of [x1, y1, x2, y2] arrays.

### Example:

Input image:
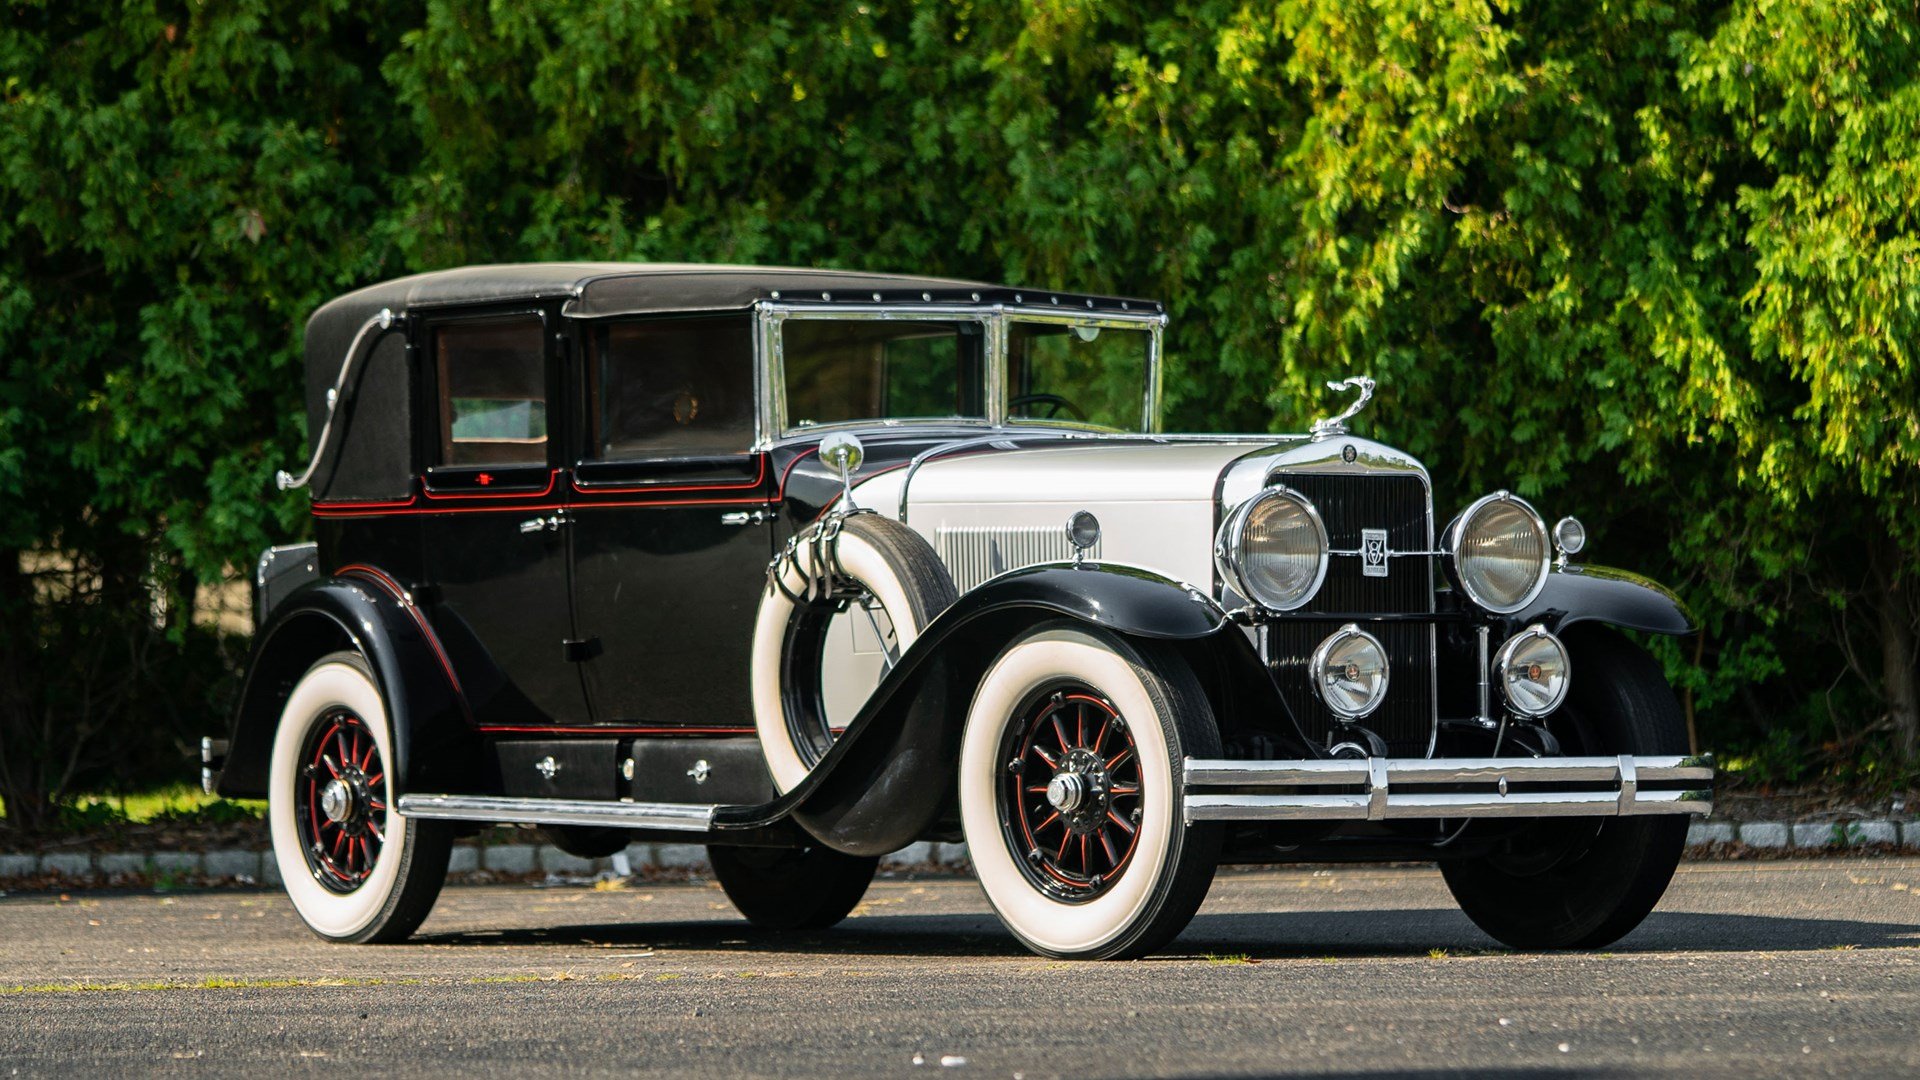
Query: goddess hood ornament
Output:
[[1310, 375, 1376, 439]]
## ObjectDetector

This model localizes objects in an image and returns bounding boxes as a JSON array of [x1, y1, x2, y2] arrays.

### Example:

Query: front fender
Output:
[[722, 563, 1298, 855], [1512, 564, 1695, 637], [216, 572, 474, 799]]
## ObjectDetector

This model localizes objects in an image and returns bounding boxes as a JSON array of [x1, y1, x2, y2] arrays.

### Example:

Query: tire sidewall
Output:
[[752, 520, 934, 793], [269, 655, 410, 941], [958, 627, 1185, 957]]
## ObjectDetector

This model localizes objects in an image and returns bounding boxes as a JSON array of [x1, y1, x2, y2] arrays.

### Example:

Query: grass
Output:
[[67, 784, 265, 824], [0, 783, 265, 831]]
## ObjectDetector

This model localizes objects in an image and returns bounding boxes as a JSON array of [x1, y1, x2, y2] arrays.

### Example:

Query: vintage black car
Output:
[[206, 263, 1712, 959]]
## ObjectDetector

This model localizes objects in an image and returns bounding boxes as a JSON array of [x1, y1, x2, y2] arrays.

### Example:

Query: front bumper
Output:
[[1183, 754, 1713, 824]]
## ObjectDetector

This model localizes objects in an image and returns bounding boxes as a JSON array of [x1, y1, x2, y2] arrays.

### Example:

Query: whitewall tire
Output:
[[268, 651, 451, 943], [751, 514, 955, 793], [958, 625, 1222, 959]]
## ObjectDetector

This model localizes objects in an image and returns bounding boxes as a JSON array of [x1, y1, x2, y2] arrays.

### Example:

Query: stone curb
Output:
[[0, 840, 974, 885], [4, 824, 1914, 886]]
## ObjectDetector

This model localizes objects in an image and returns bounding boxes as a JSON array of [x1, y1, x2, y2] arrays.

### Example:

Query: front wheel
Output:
[[1440, 627, 1689, 949], [268, 652, 452, 944], [958, 625, 1222, 960]]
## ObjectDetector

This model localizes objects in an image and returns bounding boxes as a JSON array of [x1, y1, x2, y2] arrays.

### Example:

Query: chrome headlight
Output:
[[1495, 624, 1571, 717], [1213, 486, 1329, 611], [1310, 624, 1390, 721], [1443, 492, 1550, 614]]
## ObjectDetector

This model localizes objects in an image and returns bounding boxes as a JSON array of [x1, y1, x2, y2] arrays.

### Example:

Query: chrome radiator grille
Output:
[[1263, 473, 1436, 756], [937, 525, 1099, 593]]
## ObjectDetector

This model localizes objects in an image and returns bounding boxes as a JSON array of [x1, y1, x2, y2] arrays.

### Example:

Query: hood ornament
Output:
[[1310, 375, 1376, 440]]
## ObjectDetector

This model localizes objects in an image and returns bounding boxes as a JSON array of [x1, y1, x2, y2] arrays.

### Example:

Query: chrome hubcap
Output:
[[1046, 773, 1086, 813], [319, 779, 354, 824]]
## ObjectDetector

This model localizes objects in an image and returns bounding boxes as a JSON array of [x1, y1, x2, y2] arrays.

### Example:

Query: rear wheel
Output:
[[708, 844, 879, 931], [268, 652, 452, 943], [958, 625, 1222, 960], [1441, 627, 1689, 949]]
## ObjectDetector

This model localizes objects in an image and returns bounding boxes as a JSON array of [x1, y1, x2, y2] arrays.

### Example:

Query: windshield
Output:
[[1006, 321, 1152, 431], [781, 318, 988, 430]]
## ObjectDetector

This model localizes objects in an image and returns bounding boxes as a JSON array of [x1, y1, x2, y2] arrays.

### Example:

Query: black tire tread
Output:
[[1439, 627, 1689, 950], [837, 513, 958, 627], [708, 845, 880, 931]]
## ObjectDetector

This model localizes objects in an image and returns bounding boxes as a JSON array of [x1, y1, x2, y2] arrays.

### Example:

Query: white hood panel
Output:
[[851, 441, 1272, 592]]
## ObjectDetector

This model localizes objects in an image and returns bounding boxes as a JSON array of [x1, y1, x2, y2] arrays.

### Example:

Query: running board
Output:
[[1182, 753, 1714, 824], [395, 794, 716, 832]]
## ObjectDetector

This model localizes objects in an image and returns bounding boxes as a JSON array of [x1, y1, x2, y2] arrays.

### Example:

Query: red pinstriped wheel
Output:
[[295, 709, 388, 892], [269, 651, 451, 943], [1001, 686, 1144, 902]]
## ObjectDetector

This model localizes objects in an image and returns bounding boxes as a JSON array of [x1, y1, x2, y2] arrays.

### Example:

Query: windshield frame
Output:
[[757, 302, 1165, 445]]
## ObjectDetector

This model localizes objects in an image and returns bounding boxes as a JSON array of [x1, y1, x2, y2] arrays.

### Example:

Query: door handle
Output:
[[518, 512, 568, 535], [720, 509, 772, 526]]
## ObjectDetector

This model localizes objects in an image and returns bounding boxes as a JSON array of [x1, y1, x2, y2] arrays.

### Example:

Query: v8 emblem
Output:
[[1361, 528, 1389, 578]]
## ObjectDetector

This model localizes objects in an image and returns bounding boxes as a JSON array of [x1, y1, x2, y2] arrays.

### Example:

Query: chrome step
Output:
[[1182, 753, 1714, 823], [395, 794, 716, 832]]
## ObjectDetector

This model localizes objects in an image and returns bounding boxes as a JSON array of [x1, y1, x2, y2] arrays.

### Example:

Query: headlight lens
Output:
[[1213, 486, 1328, 610], [1445, 492, 1550, 613], [1495, 624, 1571, 717], [1310, 624, 1391, 720]]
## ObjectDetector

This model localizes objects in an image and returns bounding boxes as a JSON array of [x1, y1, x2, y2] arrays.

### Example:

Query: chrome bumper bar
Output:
[[1183, 754, 1713, 824]]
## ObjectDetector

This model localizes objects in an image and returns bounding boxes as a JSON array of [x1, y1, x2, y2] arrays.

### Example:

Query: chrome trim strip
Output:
[[396, 794, 716, 831], [1181, 754, 1714, 823]]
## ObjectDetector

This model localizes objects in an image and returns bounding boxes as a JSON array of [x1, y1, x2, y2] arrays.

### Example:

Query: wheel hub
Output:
[[319, 779, 355, 824]]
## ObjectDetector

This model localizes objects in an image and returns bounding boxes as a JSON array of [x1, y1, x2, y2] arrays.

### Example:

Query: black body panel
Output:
[[493, 740, 621, 800], [626, 737, 775, 806], [569, 463, 773, 730]]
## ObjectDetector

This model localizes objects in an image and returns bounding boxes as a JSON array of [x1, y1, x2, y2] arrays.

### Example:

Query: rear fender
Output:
[[216, 571, 474, 799], [722, 564, 1308, 855]]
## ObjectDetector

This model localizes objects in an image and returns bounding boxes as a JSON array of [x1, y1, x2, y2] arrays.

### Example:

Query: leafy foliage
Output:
[[2, 0, 1916, 826]]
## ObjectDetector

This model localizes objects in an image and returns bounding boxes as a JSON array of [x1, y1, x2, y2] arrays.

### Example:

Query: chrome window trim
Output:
[[752, 301, 1168, 444]]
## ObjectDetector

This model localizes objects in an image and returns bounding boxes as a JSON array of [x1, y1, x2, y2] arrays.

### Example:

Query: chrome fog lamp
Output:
[[1309, 624, 1391, 721], [1213, 486, 1329, 611], [1443, 491, 1551, 614], [1495, 624, 1571, 718]]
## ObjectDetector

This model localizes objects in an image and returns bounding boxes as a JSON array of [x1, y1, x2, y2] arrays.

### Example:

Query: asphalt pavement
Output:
[[2, 858, 1916, 1077]]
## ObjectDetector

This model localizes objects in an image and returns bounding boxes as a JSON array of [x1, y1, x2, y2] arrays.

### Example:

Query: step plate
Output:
[[396, 794, 716, 832]]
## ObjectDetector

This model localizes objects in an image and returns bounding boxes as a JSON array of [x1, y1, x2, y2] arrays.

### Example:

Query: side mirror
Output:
[[820, 432, 865, 509]]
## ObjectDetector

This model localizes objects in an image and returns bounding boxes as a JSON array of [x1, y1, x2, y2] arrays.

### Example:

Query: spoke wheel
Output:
[[295, 709, 389, 892], [1000, 685, 1143, 902], [269, 651, 451, 944], [959, 625, 1222, 960]]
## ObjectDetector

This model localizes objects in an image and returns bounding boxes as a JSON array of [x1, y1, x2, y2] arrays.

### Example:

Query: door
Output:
[[566, 314, 773, 731], [416, 310, 591, 728]]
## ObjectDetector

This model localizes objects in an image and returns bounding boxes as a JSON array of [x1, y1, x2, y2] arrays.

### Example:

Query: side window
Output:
[[435, 318, 549, 466], [587, 316, 755, 459]]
